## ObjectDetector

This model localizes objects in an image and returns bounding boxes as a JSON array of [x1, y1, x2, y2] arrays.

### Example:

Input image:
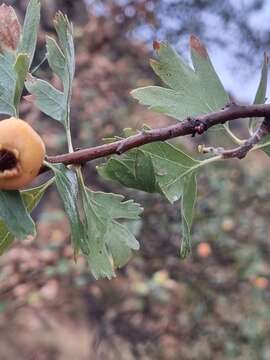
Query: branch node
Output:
[[116, 142, 125, 155]]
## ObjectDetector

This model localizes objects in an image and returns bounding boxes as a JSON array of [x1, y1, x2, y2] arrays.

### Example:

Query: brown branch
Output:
[[222, 117, 270, 159], [46, 103, 270, 166]]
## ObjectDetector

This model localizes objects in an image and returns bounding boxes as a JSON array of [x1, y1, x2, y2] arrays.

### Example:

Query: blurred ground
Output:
[[1, 1, 270, 359]]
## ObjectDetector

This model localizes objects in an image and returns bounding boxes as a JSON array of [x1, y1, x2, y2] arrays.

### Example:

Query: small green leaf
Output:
[[249, 53, 268, 134], [13, 53, 29, 113], [17, 0, 40, 67], [25, 76, 66, 122], [0, 190, 35, 240], [0, 180, 52, 255], [180, 172, 197, 259], [51, 164, 84, 255]]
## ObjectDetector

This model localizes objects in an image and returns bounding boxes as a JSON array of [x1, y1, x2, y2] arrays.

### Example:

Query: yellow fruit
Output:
[[0, 117, 45, 190]]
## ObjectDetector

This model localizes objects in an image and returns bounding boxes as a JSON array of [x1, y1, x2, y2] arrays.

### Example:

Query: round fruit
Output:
[[0, 117, 45, 190]]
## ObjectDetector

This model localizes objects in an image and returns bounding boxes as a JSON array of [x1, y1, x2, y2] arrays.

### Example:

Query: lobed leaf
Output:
[[51, 164, 142, 279], [81, 189, 142, 279], [131, 36, 229, 122], [99, 139, 199, 257]]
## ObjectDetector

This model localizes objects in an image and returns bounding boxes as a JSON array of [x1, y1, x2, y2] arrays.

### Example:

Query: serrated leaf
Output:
[[99, 140, 199, 259], [249, 53, 268, 134], [0, 4, 21, 52], [89, 192, 142, 220], [25, 75, 66, 122], [0, 180, 53, 255], [13, 53, 29, 113], [0, 190, 35, 241], [17, 0, 40, 67], [51, 164, 84, 255], [82, 188, 142, 279], [49, 163, 142, 277], [180, 172, 197, 259], [132, 37, 229, 122]]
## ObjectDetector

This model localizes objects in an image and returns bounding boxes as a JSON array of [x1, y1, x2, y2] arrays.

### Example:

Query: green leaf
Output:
[[105, 221, 139, 268], [17, 0, 40, 67], [81, 188, 142, 279], [46, 36, 66, 83], [99, 141, 200, 204], [0, 190, 35, 240], [249, 53, 268, 134], [0, 180, 52, 255], [51, 164, 84, 255], [132, 86, 210, 120], [50, 164, 142, 278], [53, 12, 75, 86], [140, 142, 199, 203], [190, 35, 229, 111], [0, 52, 16, 116], [25, 75, 66, 122], [27, 12, 75, 130], [97, 149, 158, 193], [99, 140, 199, 259], [13, 53, 29, 113], [131, 37, 229, 121], [180, 172, 197, 259]]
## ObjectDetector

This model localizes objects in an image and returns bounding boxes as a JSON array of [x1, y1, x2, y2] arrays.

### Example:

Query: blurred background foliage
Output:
[[1, 0, 270, 359]]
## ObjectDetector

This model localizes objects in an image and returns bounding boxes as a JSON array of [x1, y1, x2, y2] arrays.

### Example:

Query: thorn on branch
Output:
[[116, 142, 125, 155]]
